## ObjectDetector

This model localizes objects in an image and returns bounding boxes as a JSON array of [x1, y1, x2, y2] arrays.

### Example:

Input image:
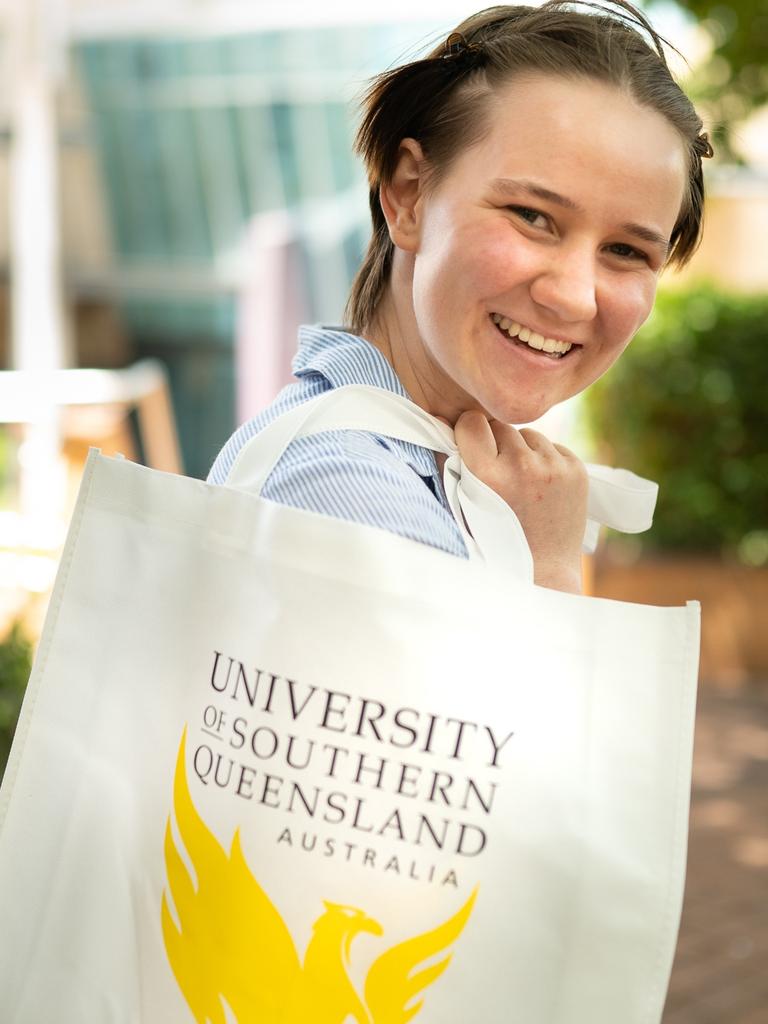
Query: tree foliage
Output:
[[0, 622, 32, 781], [584, 284, 768, 560], [656, 0, 768, 158]]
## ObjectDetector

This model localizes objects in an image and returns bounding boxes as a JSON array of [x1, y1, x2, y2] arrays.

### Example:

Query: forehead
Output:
[[452, 72, 688, 233]]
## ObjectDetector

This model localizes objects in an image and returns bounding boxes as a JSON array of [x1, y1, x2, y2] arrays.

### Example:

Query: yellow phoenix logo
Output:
[[162, 732, 477, 1024]]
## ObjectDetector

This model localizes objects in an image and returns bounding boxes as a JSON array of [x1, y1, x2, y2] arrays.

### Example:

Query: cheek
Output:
[[467, 224, 537, 290], [412, 235, 478, 327], [592, 278, 656, 378], [606, 275, 657, 344], [423, 215, 525, 295]]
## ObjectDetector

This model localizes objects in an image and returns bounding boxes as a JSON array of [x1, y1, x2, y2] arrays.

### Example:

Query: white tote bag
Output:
[[0, 386, 699, 1024]]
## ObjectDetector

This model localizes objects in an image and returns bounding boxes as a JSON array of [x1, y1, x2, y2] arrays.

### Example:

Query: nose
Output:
[[528, 244, 598, 324]]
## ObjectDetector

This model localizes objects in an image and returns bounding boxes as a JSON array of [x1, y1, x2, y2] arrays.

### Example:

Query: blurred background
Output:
[[0, 1, 765, 1019]]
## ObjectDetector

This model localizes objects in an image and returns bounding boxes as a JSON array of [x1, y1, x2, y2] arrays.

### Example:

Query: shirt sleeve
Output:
[[259, 429, 469, 559]]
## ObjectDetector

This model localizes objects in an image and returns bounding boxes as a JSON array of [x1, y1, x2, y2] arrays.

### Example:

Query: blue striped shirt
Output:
[[207, 325, 468, 558]]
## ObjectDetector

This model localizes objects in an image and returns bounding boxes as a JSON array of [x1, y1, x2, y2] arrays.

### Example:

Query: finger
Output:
[[454, 410, 500, 468], [486, 419, 529, 457], [552, 441, 579, 460], [518, 427, 558, 456]]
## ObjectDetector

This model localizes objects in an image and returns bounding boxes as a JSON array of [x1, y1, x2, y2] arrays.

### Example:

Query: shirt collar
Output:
[[292, 325, 439, 479]]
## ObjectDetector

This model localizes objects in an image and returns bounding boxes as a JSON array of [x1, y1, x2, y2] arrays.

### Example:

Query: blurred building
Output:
[[0, 0, 766, 483], [0, 1, 472, 481]]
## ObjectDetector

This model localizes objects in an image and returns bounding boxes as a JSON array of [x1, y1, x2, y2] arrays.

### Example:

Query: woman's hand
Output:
[[453, 411, 587, 594]]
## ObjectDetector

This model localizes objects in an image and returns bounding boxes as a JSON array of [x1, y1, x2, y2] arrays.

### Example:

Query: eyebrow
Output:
[[490, 177, 671, 259]]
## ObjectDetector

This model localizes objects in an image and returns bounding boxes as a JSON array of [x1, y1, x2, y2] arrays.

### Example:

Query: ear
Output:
[[379, 138, 427, 253]]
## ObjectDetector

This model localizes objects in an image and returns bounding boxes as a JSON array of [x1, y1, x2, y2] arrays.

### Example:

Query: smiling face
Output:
[[370, 72, 688, 425]]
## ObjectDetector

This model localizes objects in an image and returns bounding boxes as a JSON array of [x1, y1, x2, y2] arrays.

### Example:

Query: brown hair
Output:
[[344, 0, 713, 334]]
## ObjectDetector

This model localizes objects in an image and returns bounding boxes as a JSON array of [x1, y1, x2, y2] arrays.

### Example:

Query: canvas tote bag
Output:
[[0, 385, 700, 1024]]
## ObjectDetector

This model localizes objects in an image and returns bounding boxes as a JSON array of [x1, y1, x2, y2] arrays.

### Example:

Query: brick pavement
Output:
[[663, 686, 768, 1024]]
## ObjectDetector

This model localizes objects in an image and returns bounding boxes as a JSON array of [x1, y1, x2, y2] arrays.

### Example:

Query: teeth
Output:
[[490, 314, 573, 356]]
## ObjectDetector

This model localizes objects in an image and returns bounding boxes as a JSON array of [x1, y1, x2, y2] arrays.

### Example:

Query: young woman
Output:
[[208, 0, 712, 593]]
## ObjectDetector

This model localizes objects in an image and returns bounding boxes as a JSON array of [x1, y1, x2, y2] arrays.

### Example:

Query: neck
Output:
[[360, 255, 473, 428]]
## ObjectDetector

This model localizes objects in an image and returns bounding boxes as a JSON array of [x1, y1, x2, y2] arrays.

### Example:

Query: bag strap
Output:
[[224, 385, 657, 575]]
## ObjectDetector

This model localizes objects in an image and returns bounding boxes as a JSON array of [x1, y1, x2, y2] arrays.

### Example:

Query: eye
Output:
[[507, 205, 549, 229], [608, 242, 648, 262]]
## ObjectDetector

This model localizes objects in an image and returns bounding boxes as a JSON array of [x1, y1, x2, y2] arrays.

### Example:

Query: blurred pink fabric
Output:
[[235, 211, 309, 422]]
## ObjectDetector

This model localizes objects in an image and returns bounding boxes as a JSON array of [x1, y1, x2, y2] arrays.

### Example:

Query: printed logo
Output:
[[162, 731, 477, 1023]]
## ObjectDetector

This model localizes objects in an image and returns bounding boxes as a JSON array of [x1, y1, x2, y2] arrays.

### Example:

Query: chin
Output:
[[459, 375, 554, 425], [482, 397, 554, 427]]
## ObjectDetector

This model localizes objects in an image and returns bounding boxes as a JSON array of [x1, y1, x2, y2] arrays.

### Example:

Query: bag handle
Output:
[[225, 385, 657, 576]]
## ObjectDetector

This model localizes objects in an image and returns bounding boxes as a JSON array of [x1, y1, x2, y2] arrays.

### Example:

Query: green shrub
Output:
[[0, 622, 33, 781], [0, 427, 19, 506], [584, 283, 768, 561]]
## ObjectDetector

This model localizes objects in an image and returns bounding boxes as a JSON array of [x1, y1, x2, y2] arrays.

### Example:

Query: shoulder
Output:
[[262, 429, 467, 557], [209, 399, 466, 558], [206, 325, 467, 558], [206, 374, 328, 486], [207, 324, 390, 485]]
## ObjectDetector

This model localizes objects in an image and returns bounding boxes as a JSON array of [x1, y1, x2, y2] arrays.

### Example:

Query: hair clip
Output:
[[442, 31, 482, 62], [696, 132, 714, 159]]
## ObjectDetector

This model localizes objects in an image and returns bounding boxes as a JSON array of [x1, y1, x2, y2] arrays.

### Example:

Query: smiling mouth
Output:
[[490, 313, 579, 360]]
